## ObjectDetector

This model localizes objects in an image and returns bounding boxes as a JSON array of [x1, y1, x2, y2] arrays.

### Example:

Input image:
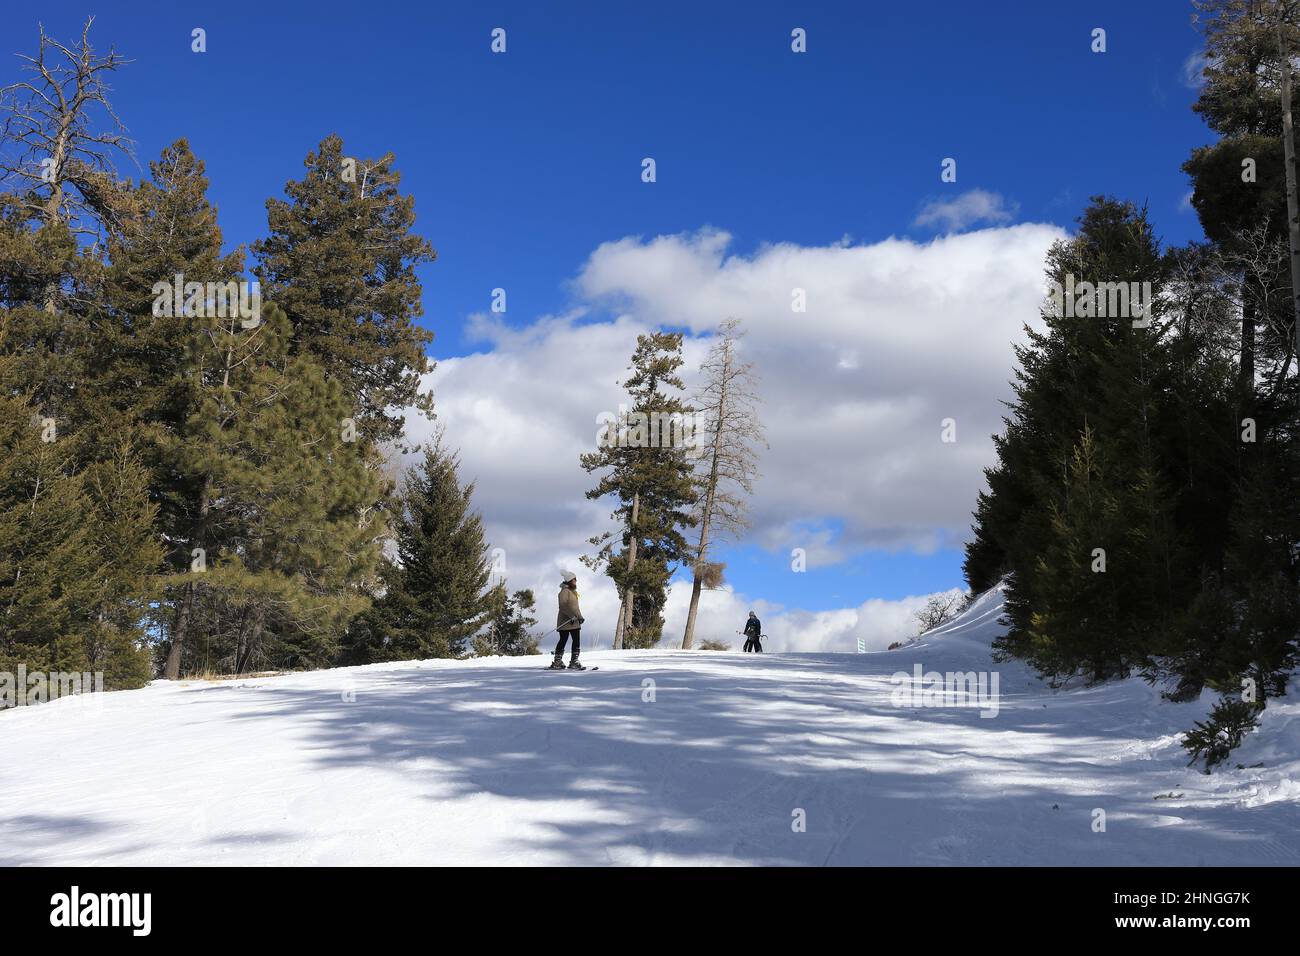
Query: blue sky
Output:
[[3, 2, 1214, 621]]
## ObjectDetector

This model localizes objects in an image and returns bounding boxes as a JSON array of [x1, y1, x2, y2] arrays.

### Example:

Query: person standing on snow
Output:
[[742, 611, 763, 653], [551, 570, 586, 670]]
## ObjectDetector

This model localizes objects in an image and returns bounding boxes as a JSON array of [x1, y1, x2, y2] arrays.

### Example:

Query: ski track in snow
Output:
[[2, 584, 1298, 866]]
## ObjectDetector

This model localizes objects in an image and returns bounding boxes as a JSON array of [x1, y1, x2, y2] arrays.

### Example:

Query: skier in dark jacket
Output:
[[742, 611, 763, 653], [551, 570, 586, 670]]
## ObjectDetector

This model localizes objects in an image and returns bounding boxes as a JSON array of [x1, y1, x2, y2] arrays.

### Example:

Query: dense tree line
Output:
[[966, 0, 1300, 719], [0, 22, 514, 690], [0, 21, 764, 692]]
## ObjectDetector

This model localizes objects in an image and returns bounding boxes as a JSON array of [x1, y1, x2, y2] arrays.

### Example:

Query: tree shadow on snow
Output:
[[218, 653, 1300, 866]]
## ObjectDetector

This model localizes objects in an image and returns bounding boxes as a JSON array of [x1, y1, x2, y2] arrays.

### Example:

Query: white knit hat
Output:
[[561, 569, 577, 583]]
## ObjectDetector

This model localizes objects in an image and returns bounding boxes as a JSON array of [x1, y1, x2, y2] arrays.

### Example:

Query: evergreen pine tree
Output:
[[79, 439, 163, 687], [474, 586, 540, 657], [971, 199, 1190, 680], [160, 303, 386, 676], [581, 333, 697, 648], [253, 135, 435, 447], [97, 139, 245, 445], [349, 438, 492, 662], [0, 398, 156, 690], [1022, 428, 1179, 681], [0, 398, 99, 675]]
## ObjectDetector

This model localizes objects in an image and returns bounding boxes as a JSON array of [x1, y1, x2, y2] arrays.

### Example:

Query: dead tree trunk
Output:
[[682, 396, 725, 650], [1279, 12, 1300, 351]]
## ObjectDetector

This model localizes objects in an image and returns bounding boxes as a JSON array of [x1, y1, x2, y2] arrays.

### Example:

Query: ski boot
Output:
[[567, 655, 586, 671], [548, 654, 567, 670]]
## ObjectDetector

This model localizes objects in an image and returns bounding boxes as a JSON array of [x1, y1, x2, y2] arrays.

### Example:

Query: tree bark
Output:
[[614, 492, 639, 650], [1241, 282, 1256, 398], [162, 473, 212, 679], [163, 580, 194, 680], [40, 104, 72, 314], [682, 332, 738, 650], [682, 574, 705, 650], [234, 606, 265, 675], [681, 415, 723, 650], [612, 592, 625, 650], [1278, 13, 1300, 352]]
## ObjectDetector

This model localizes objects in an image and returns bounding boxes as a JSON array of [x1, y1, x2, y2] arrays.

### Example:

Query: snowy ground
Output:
[[2, 584, 1298, 865]]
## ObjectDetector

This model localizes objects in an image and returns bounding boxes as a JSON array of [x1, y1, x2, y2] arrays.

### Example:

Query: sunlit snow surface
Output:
[[3, 584, 1297, 865]]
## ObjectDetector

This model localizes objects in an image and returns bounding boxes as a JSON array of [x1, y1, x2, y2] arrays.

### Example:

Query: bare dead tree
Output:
[[681, 318, 766, 650], [1214, 221, 1296, 395], [1194, 0, 1300, 349], [1236, 222, 1293, 342], [913, 592, 963, 636], [0, 16, 134, 307]]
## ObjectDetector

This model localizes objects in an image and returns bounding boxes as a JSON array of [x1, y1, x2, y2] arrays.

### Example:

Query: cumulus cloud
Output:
[[913, 189, 1019, 232], [405, 223, 1065, 651], [674, 585, 969, 653]]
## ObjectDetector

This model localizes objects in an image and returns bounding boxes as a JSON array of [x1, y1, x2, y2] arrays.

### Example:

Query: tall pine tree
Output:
[[581, 333, 697, 648], [253, 135, 435, 448], [346, 437, 492, 662]]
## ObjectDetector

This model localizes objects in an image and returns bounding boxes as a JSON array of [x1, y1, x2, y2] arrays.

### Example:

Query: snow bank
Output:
[[1, 584, 1296, 866]]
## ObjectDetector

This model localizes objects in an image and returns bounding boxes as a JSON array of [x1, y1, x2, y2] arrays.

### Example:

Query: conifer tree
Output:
[[0, 399, 98, 673], [160, 303, 386, 676], [0, 398, 156, 689], [90, 141, 249, 666], [1169, 2, 1300, 700], [349, 438, 492, 662], [1022, 428, 1178, 681], [968, 201, 1165, 586], [159, 297, 289, 678], [474, 586, 540, 657], [1190, 0, 1300, 344], [98, 139, 245, 442], [0, 21, 158, 691], [1218, 454, 1300, 700], [581, 333, 697, 648], [79, 439, 163, 686], [969, 199, 1185, 680], [253, 135, 435, 447], [0, 18, 134, 450]]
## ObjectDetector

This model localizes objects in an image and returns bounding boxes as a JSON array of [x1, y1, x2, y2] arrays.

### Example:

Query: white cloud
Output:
[[1182, 51, 1209, 90], [406, 223, 1065, 651], [653, 583, 967, 654], [913, 189, 1019, 232]]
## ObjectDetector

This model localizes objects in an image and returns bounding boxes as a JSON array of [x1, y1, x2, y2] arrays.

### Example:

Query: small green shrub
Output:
[[1182, 697, 1260, 772]]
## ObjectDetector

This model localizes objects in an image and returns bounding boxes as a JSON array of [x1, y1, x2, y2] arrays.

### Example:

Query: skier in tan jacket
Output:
[[551, 570, 586, 670]]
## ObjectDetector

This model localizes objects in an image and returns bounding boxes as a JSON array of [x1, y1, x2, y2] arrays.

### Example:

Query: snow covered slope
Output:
[[2, 583, 1298, 866]]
